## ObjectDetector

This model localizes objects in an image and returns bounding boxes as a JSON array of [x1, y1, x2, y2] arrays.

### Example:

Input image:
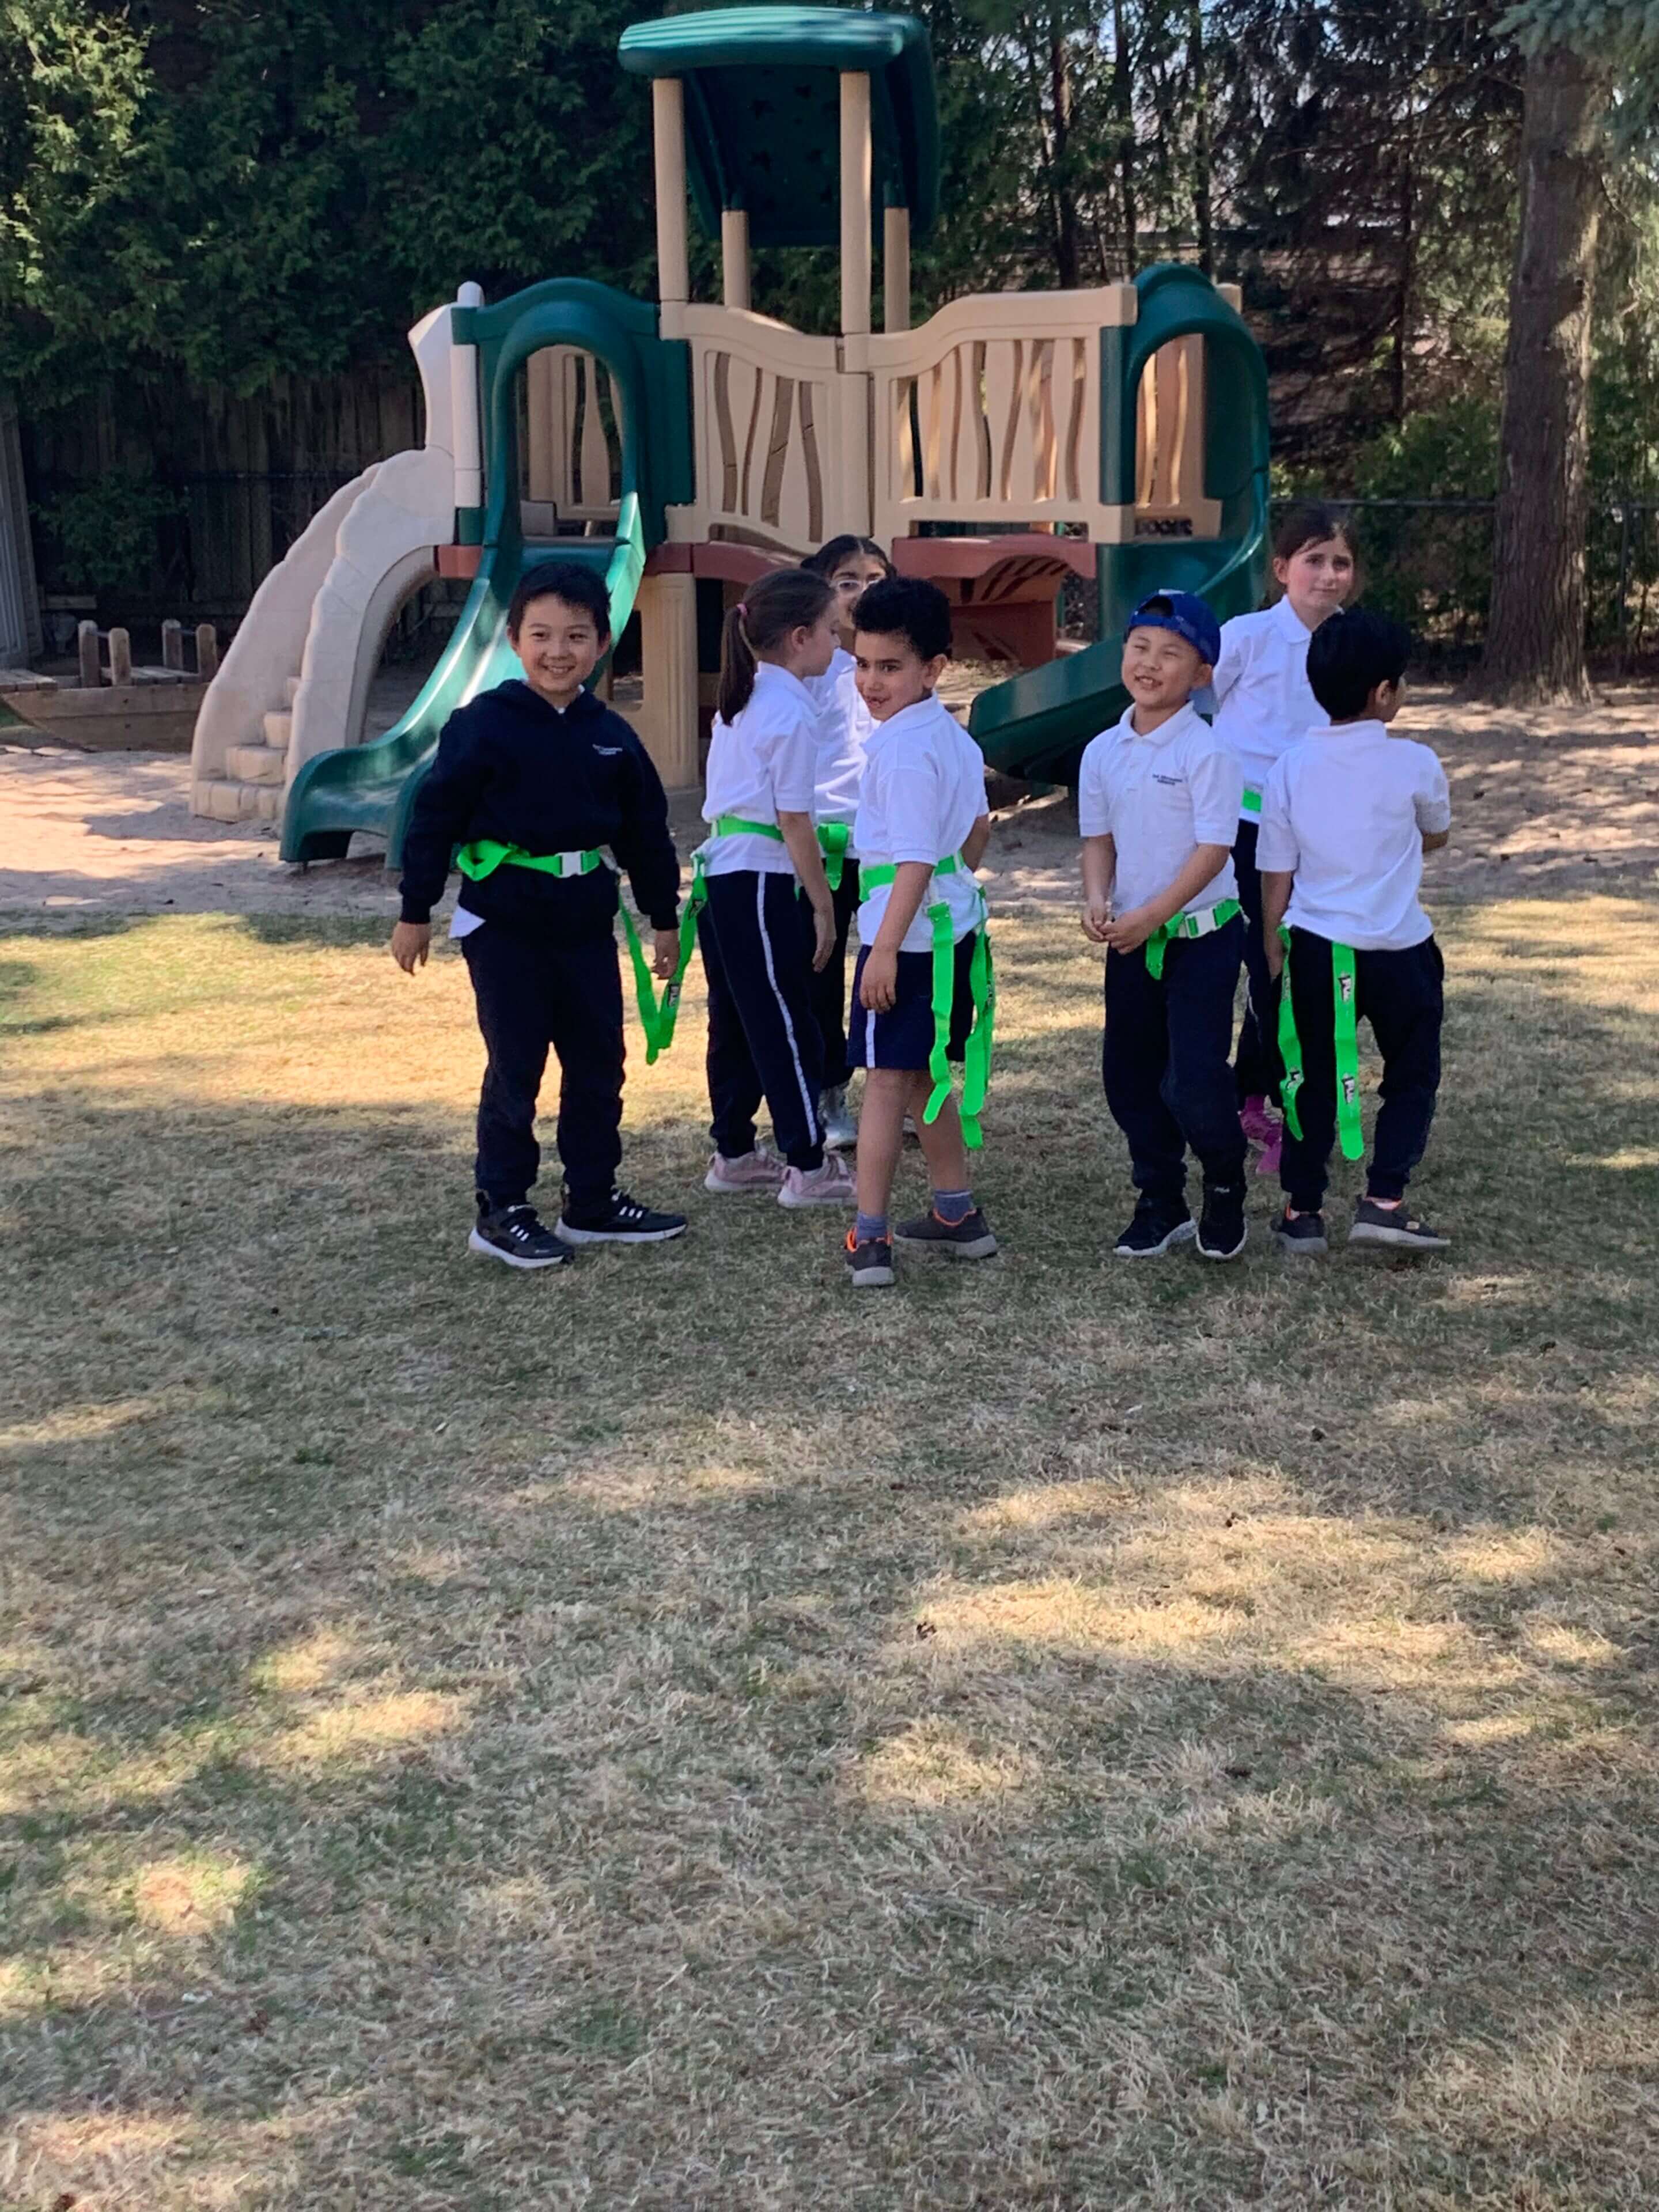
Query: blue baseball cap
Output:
[[1123, 590, 1221, 667]]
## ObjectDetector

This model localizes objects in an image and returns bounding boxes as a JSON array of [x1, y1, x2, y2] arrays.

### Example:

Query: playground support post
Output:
[[884, 203, 911, 334], [450, 281, 484, 525], [653, 79, 690, 308], [722, 207, 751, 312], [633, 572, 699, 790], [840, 72, 872, 339]]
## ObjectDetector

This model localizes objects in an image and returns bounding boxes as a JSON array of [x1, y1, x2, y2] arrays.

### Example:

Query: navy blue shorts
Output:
[[849, 930, 980, 1072]]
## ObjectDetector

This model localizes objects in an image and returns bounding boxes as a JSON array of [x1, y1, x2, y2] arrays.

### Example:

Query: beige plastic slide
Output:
[[190, 295, 472, 827]]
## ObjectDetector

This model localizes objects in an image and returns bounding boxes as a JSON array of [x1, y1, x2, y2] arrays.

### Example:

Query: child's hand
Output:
[[859, 944, 899, 1012], [810, 903, 836, 973], [1080, 896, 1114, 944], [391, 921, 431, 974], [1102, 904, 1161, 955], [652, 927, 680, 980], [1265, 934, 1285, 982]]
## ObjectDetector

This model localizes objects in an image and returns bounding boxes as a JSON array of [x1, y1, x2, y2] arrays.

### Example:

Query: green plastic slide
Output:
[[281, 281, 692, 867], [281, 522, 641, 867], [970, 264, 1271, 787]]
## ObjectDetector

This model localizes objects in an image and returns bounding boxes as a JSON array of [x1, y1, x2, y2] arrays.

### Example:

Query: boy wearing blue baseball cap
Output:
[[1079, 591, 1250, 1260]]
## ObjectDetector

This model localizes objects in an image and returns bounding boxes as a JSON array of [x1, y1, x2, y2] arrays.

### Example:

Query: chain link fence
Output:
[[27, 474, 1659, 672], [1286, 497, 1659, 669]]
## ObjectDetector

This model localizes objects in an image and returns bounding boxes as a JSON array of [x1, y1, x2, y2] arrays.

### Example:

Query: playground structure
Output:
[[182, 6, 1270, 862]]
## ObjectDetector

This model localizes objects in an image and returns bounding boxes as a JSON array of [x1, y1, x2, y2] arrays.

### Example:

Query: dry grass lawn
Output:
[[2, 894, 1657, 2209]]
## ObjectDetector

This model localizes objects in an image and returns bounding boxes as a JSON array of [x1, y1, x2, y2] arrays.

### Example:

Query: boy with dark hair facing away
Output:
[[392, 560, 687, 1268], [1260, 606, 1452, 1253], [1080, 590, 1249, 1260], [844, 576, 995, 1288]]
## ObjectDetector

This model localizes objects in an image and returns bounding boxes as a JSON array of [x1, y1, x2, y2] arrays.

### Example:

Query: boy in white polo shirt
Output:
[[1259, 607, 1452, 1253], [1080, 590, 1249, 1260], [844, 577, 994, 1289]]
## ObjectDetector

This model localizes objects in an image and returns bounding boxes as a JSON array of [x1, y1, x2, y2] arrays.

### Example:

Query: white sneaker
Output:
[[704, 1145, 787, 1194], [820, 1085, 858, 1152], [778, 1154, 857, 1208]]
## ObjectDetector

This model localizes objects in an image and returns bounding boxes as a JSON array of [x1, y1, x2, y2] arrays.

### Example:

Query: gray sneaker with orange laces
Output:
[[893, 1206, 998, 1260]]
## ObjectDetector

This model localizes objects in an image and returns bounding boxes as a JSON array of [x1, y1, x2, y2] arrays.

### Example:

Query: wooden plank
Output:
[[162, 618, 184, 671], [579, 357, 611, 507], [1030, 340, 1057, 505], [737, 358, 765, 521], [1063, 340, 1087, 505], [108, 628, 132, 684], [759, 377, 794, 530], [946, 346, 967, 507], [984, 340, 1021, 506], [972, 343, 992, 501], [77, 619, 100, 688]]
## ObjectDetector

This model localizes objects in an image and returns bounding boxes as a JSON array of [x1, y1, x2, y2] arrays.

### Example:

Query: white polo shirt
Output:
[[1077, 701, 1243, 916], [1256, 720, 1452, 951], [702, 661, 818, 877], [854, 695, 988, 953], [1208, 596, 1329, 811], [802, 647, 873, 838]]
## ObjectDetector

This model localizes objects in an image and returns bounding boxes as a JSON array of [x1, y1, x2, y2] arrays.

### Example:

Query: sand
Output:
[[2, 683, 1656, 920]]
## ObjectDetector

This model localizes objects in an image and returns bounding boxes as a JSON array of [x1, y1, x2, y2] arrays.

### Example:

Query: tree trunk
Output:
[[1050, 25, 1082, 289], [1188, 0, 1212, 276], [1390, 149, 1414, 422], [1113, 0, 1136, 278], [1480, 44, 1609, 704]]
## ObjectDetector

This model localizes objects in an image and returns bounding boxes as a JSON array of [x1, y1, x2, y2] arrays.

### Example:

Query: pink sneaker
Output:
[[1254, 1127, 1283, 1179], [704, 1145, 787, 1194], [1239, 1094, 1278, 1146], [777, 1154, 857, 1208]]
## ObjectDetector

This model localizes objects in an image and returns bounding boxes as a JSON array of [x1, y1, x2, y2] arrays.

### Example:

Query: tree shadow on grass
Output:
[[2, 1368, 1655, 2206], [1, 902, 1656, 2203]]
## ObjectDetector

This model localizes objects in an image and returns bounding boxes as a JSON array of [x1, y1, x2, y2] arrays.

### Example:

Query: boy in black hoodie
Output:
[[392, 561, 687, 1268]]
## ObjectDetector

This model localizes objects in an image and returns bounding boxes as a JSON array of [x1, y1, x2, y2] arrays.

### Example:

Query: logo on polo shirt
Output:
[[1153, 772, 1186, 787], [593, 745, 624, 756]]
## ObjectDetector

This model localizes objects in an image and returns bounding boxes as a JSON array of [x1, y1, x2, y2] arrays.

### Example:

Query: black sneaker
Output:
[[1196, 1181, 1248, 1262], [846, 1229, 895, 1288], [1349, 1198, 1450, 1250], [558, 1187, 688, 1244], [1271, 1208, 1329, 1256], [893, 1206, 998, 1260], [469, 1202, 574, 1270], [1114, 1205, 1196, 1258]]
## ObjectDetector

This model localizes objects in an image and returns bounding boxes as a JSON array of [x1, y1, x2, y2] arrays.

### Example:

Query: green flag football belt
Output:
[[1143, 896, 1241, 982], [859, 855, 995, 1150], [1241, 785, 1263, 816], [816, 820, 853, 891], [649, 814, 794, 1057], [459, 815, 815, 1066], [455, 837, 691, 1065], [1276, 925, 1363, 1161]]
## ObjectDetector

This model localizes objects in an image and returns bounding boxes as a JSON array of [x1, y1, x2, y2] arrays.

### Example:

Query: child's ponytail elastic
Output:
[[715, 569, 835, 722]]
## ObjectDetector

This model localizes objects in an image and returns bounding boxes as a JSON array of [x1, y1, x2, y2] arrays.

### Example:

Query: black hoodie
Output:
[[399, 681, 681, 941]]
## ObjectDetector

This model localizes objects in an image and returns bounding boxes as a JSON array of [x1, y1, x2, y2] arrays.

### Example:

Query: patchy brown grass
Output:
[[1, 897, 1657, 2209]]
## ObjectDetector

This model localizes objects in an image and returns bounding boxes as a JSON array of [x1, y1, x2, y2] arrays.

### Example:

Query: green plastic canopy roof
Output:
[[619, 7, 938, 249]]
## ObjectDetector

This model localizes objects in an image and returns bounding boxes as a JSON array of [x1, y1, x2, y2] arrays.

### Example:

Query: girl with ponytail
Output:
[[1210, 501, 1360, 1176], [697, 568, 855, 1210], [800, 536, 895, 1150]]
